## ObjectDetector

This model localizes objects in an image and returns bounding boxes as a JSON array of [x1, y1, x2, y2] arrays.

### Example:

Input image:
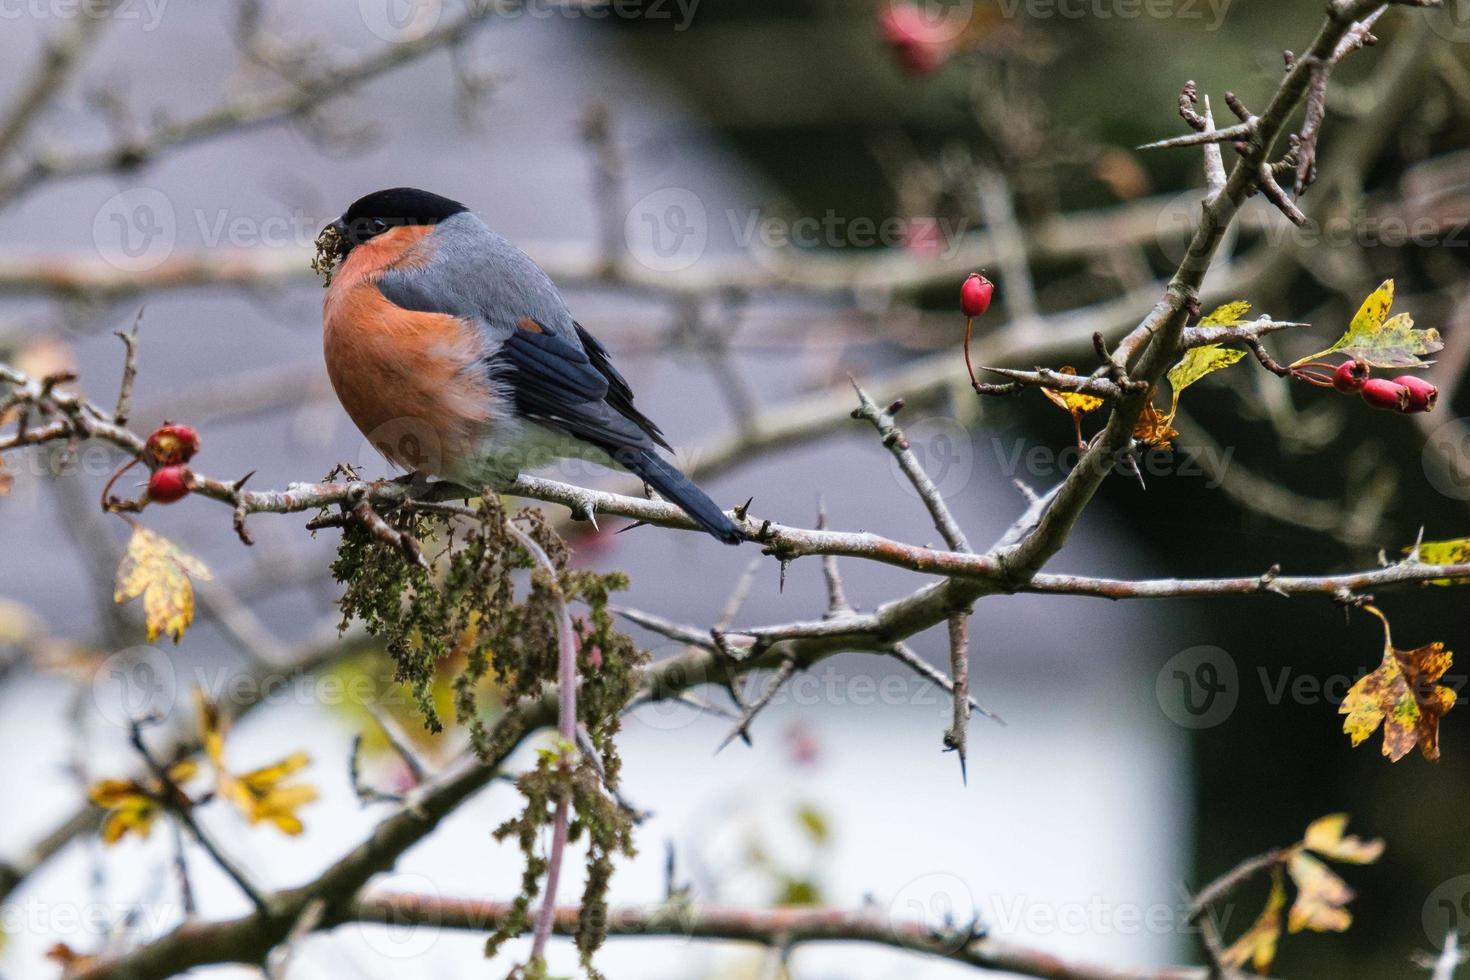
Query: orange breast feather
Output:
[[322, 226, 490, 476]]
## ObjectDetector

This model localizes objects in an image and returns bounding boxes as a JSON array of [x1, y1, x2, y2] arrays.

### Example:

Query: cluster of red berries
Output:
[[1300, 358, 1438, 414], [143, 423, 200, 503]]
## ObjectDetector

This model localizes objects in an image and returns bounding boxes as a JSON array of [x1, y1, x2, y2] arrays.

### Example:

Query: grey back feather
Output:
[[377, 213, 577, 345]]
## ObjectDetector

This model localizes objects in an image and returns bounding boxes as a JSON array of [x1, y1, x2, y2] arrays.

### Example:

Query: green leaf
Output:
[[1406, 537, 1470, 585], [1167, 344, 1246, 417], [1291, 279, 1442, 369], [1407, 537, 1470, 584], [775, 876, 822, 906], [1199, 300, 1252, 326], [795, 803, 830, 844]]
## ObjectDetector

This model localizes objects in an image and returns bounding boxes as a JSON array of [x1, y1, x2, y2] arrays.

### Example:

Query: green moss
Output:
[[330, 499, 646, 976]]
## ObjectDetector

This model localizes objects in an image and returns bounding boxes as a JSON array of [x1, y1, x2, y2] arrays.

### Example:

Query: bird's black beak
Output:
[[326, 217, 350, 255]]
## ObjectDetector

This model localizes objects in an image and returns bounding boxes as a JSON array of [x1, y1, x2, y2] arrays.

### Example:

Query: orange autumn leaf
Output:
[[1134, 388, 1179, 447], [46, 942, 99, 975], [113, 524, 212, 644], [1339, 606, 1456, 762]]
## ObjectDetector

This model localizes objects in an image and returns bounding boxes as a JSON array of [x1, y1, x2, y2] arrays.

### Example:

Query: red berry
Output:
[[878, 4, 954, 76], [145, 424, 200, 466], [1359, 378, 1410, 412], [147, 465, 192, 504], [961, 273, 994, 318], [1332, 359, 1368, 394], [1391, 375, 1438, 413]]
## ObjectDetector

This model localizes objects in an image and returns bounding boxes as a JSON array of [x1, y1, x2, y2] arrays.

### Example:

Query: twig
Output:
[[348, 734, 404, 805], [127, 721, 269, 913], [887, 642, 1001, 725], [850, 382, 970, 551], [715, 658, 797, 753], [0, 3, 512, 205], [816, 499, 850, 616], [943, 613, 971, 783], [504, 521, 577, 969], [0, 0, 112, 159], [112, 309, 142, 425], [167, 819, 195, 918], [366, 705, 430, 786], [1428, 929, 1464, 980]]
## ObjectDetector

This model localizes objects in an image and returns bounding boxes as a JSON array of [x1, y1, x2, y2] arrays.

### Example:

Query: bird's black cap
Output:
[[343, 187, 467, 227], [330, 187, 469, 252]]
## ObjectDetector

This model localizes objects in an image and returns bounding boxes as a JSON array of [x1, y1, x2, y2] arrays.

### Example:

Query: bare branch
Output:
[[850, 382, 970, 551]]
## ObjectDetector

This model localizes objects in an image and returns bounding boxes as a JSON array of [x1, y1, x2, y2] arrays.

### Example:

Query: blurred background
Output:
[[1, 1, 1469, 977]]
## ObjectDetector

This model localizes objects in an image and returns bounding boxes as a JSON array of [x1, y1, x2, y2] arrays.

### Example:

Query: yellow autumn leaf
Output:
[[1222, 866, 1285, 974], [1407, 537, 1470, 586], [219, 751, 318, 835], [1041, 367, 1103, 449], [194, 688, 317, 834], [1291, 279, 1443, 369], [1167, 345, 1247, 417], [1286, 850, 1355, 933], [1040, 367, 1104, 415], [1302, 814, 1384, 865], [114, 525, 212, 644], [1339, 606, 1456, 762], [195, 687, 226, 766], [87, 760, 197, 846], [1199, 300, 1252, 326]]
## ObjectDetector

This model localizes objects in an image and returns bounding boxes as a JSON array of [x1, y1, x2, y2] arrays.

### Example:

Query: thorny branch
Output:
[[0, 3, 1461, 979]]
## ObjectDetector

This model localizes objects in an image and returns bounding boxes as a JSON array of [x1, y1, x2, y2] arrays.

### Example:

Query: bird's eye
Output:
[[371, 218, 388, 233]]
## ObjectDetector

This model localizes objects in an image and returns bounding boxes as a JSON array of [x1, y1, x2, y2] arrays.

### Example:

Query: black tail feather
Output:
[[617, 449, 741, 545]]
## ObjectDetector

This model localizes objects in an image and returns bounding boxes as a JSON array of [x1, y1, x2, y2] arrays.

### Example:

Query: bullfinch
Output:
[[317, 187, 742, 545]]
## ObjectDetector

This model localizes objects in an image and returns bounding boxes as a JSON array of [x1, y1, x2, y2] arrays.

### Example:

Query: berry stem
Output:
[[100, 454, 144, 512], [964, 316, 979, 389]]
